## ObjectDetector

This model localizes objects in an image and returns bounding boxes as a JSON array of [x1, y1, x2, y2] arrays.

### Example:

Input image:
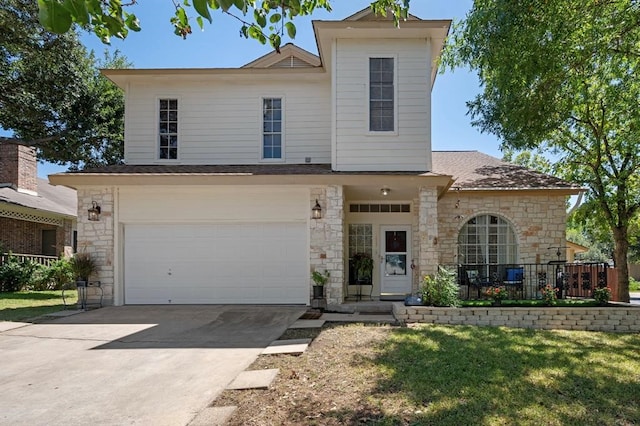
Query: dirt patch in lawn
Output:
[[212, 323, 395, 425]]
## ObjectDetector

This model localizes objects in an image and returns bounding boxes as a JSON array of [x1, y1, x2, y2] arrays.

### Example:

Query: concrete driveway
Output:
[[0, 305, 305, 426]]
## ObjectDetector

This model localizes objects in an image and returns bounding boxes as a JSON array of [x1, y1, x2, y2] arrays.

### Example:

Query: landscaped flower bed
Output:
[[393, 303, 640, 332]]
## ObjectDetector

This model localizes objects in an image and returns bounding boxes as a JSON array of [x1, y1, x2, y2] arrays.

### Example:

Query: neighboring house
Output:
[[0, 142, 76, 258], [50, 8, 580, 306]]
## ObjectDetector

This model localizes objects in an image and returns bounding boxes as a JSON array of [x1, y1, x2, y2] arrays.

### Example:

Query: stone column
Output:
[[76, 187, 114, 306], [418, 187, 439, 281], [309, 185, 344, 305]]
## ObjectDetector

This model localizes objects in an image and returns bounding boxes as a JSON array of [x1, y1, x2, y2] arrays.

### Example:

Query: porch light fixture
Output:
[[380, 187, 390, 196], [88, 201, 101, 221], [311, 199, 322, 219]]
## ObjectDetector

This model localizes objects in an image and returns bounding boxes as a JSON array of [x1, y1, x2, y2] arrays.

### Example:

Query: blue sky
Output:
[[38, 0, 504, 177]]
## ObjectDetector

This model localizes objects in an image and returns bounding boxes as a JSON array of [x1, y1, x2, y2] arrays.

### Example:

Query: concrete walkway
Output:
[[0, 305, 305, 426]]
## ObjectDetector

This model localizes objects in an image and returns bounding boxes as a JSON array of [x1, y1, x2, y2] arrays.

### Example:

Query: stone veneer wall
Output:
[[76, 187, 114, 305], [393, 303, 640, 332], [418, 188, 439, 280], [437, 192, 568, 265], [310, 185, 344, 305]]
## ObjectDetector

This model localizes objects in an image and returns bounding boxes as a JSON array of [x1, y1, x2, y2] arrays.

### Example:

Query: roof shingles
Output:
[[57, 151, 579, 191]]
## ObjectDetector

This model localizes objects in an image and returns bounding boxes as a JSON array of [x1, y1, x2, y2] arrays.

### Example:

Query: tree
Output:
[[1, 0, 128, 168], [443, 0, 640, 302], [37, 0, 410, 49], [502, 148, 552, 175]]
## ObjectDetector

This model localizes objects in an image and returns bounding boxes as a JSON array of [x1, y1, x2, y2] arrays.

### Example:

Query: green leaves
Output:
[[38, 0, 72, 33], [38, 1, 407, 50], [193, 0, 212, 23]]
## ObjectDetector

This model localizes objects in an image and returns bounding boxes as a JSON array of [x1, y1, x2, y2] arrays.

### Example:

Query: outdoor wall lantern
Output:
[[312, 199, 322, 219], [88, 201, 101, 221], [380, 187, 391, 196]]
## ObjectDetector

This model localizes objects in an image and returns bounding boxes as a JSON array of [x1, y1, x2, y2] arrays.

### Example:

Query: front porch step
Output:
[[327, 301, 394, 315]]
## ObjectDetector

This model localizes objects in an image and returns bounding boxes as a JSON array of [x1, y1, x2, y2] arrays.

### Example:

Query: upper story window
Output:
[[369, 57, 394, 132], [159, 99, 178, 160], [262, 98, 282, 160]]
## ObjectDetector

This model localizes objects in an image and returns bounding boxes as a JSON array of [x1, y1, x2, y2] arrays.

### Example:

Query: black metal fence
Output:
[[440, 262, 611, 301]]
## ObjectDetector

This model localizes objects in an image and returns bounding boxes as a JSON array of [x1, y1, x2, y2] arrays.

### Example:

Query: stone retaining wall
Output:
[[393, 303, 640, 332]]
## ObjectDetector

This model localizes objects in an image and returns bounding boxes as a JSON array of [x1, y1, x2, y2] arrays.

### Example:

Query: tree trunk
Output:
[[613, 227, 630, 303]]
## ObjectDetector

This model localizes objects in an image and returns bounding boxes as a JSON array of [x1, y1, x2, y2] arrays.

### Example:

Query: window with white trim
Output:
[[458, 214, 518, 277], [262, 98, 282, 159], [369, 57, 394, 132], [158, 99, 178, 160]]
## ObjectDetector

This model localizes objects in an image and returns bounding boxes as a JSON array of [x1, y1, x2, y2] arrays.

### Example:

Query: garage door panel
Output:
[[124, 223, 308, 304]]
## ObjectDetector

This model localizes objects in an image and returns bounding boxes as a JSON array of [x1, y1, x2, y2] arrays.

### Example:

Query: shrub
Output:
[[540, 284, 558, 306], [0, 256, 37, 292], [421, 266, 461, 307], [593, 287, 612, 305], [30, 258, 74, 290], [630, 277, 640, 292]]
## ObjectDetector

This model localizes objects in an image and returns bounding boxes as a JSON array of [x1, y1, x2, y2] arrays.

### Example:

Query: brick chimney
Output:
[[0, 142, 38, 195]]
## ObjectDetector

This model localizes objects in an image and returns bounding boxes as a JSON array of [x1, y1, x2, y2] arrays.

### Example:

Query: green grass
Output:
[[0, 290, 77, 322], [370, 325, 640, 425]]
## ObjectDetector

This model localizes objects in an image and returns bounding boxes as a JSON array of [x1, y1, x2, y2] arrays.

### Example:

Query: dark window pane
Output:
[[401, 204, 410, 212], [385, 231, 407, 253], [359, 204, 370, 212], [381, 204, 390, 212], [169, 149, 177, 159], [370, 204, 380, 212], [160, 148, 168, 159], [159, 99, 167, 109], [391, 204, 400, 212], [349, 204, 359, 212], [168, 99, 177, 109]]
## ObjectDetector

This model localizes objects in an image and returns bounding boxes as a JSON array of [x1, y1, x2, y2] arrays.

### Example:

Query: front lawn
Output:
[[0, 290, 77, 322], [215, 323, 640, 425]]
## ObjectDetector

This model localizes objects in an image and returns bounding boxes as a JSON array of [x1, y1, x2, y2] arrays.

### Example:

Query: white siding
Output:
[[124, 79, 331, 165], [334, 39, 432, 171], [118, 186, 309, 223]]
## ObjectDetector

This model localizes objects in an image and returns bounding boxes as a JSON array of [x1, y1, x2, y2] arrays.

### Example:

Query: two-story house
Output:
[[50, 8, 579, 307]]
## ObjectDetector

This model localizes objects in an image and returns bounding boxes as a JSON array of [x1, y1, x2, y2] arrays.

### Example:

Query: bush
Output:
[[38, 258, 74, 290], [420, 266, 461, 307], [630, 277, 640, 292], [0, 256, 37, 292]]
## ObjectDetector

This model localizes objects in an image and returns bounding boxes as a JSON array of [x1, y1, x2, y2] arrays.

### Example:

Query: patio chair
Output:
[[503, 267, 524, 299]]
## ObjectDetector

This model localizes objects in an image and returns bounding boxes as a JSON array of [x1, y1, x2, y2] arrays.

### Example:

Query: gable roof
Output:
[[344, 6, 422, 22], [242, 43, 321, 68], [432, 151, 580, 191], [0, 178, 77, 218]]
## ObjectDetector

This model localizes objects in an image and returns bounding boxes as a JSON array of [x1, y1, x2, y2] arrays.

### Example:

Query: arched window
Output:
[[458, 215, 517, 277]]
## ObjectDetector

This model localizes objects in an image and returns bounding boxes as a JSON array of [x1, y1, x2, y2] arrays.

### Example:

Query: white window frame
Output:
[[458, 214, 518, 277], [260, 96, 285, 162], [156, 96, 180, 162], [367, 55, 398, 135]]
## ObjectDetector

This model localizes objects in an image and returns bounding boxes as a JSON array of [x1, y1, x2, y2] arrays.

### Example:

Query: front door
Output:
[[380, 226, 411, 298]]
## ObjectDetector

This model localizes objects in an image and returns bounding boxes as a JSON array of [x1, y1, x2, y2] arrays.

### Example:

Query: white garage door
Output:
[[124, 223, 308, 304]]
